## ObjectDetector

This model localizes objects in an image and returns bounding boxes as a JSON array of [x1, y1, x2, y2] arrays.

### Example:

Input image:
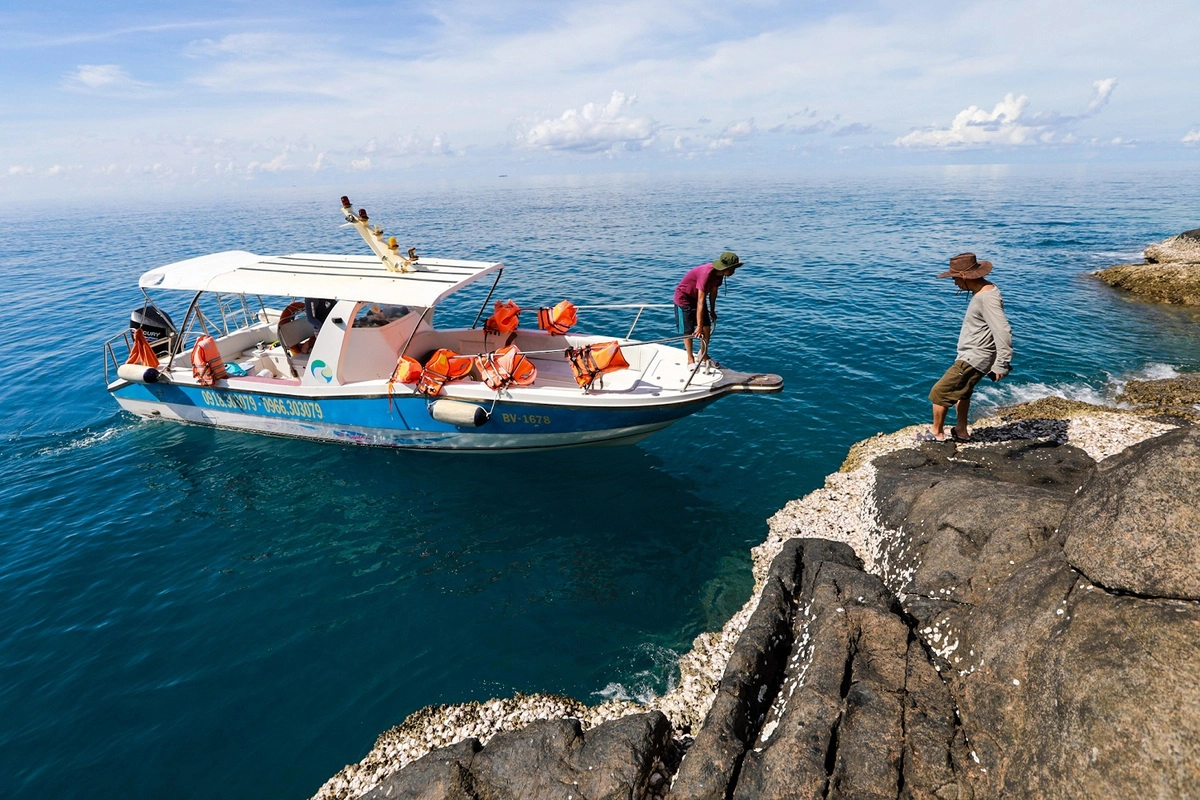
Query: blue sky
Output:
[[3, 0, 1198, 200]]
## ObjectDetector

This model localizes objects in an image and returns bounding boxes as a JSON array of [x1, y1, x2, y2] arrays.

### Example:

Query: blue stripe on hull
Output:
[[111, 381, 719, 450]]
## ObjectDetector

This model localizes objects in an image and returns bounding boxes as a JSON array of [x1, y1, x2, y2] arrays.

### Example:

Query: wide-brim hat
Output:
[[937, 252, 993, 279], [714, 251, 743, 272]]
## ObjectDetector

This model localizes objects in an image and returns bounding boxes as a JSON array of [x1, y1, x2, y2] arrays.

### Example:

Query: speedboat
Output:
[[103, 197, 782, 451]]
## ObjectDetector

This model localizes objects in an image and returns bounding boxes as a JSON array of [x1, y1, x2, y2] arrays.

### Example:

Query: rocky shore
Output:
[[1093, 227, 1200, 304], [312, 377, 1200, 800]]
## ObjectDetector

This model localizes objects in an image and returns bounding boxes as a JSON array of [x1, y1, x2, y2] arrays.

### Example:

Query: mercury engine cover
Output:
[[130, 305, 177, 353]]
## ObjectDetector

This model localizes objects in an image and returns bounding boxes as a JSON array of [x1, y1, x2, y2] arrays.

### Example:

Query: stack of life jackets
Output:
[[416, 349, 474, 397], [565, 341, 628, 390], [474, 345, 536, 390]]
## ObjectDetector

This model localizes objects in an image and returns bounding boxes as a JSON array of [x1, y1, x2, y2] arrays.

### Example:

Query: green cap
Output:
[[714, 251, 743, 272]]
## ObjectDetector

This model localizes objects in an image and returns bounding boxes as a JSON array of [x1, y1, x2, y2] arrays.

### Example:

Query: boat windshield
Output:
[[352, 303, 413, 328]]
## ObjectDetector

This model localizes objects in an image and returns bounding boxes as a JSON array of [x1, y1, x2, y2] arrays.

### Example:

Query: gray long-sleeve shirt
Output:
[[957, 286, 1013, 377]]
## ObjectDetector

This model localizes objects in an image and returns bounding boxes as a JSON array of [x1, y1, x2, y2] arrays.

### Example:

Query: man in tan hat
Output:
[[918, 252, 1013, 442]]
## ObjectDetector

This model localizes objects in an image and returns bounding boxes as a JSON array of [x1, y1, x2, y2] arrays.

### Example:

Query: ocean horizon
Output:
[[3, 162, 1200, 798]]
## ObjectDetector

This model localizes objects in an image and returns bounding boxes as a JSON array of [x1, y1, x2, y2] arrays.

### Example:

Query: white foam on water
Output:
[[591, 643, 680, 704], [35, 426, 124, 457], [974, 362, 1182, 413], [974, 379, 1109, 409]]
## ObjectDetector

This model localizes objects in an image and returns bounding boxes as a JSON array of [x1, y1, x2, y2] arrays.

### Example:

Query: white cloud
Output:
[[896, 79, 1119, 148], [7, 165, 36, 177], [246, 153, 290, 174], [1085, 78, 1118, 114], [708, 118, 757, 150], [63, 64, 148, 92], [518, 91, 657, 154], [7, 2, 1200, 201]]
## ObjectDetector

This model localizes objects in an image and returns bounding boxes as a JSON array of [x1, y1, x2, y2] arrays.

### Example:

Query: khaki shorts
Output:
[[929, 360, 985, 407]]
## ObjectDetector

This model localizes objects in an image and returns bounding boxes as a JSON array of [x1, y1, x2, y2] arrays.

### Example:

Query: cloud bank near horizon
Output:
[[2, 0, 1198, 198]]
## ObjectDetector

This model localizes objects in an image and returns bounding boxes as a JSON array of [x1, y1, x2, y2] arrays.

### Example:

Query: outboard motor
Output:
[[130, 304, 177, 355]]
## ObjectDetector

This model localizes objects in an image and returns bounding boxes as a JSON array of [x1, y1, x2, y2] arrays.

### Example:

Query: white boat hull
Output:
[[109, 375, 739, 451]]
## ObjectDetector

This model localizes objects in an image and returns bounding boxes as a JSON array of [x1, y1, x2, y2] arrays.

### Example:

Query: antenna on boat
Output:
[[340, 195, 420, 273]]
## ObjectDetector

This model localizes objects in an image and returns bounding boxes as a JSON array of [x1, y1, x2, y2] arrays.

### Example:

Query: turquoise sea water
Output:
[[3, 165, 1200, 798]]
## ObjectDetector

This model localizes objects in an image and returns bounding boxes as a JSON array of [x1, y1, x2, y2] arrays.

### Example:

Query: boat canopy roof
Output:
[[138, 250, 503, 308]]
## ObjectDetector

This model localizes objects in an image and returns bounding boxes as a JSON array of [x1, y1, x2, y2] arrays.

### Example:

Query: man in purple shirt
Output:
[[674, 251, 742, 364]]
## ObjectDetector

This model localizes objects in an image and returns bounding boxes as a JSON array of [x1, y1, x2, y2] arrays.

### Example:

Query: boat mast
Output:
[[339, 195, 421, 273]]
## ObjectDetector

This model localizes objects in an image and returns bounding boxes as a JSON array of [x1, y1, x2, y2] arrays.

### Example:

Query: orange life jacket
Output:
[[537, 300, 577, 335], [417, 348, 474, 397], [191, 334, 228, 386], [386, 355, 424, 410], [484, 300, 521, 336], [565, 341, 629, 390], [127, 328, 160, 367], [475, 345, 537, 390], [390, 355, 423, 385]]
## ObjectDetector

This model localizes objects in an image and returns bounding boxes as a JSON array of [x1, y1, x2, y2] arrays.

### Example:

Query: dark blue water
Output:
[[3, 165, 1200, 798]]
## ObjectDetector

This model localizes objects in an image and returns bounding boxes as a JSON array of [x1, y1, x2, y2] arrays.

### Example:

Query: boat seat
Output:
[[278, 316, 315, 352]]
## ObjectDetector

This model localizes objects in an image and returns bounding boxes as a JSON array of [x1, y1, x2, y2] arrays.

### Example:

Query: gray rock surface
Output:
[[1094, 227, 1200, 304], [363, 713, 676, 800], [669, 538, 805, 799], [1144, 228, 1200, 263], [1062, 425, 1200, 600], [871, 434, 1200, 799], [319, 409, 1200, 800]]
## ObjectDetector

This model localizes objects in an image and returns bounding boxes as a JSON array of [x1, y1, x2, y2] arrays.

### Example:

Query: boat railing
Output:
[[102, 331, 136, 385], [570, 303, 674, 340]]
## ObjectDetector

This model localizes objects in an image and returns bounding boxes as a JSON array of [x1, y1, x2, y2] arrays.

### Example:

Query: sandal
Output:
[[950, 429, 971, 442], [914, 430, 948, 442]]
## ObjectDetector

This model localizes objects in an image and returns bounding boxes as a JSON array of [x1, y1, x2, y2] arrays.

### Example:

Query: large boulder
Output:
[[1091, 262, 1200, 305], [362, 712, 676, 800], [1062, 426, 1200, 600], [673, 538, 975, 800], [1093, 228, 1200, 305], [870, 435, 1200, 798], [871, 439, 1093, 609]]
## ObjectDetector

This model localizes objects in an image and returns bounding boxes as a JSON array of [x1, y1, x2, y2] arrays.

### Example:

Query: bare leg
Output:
[[684, 334, 694, 364], [697, 325, 711, 363], [954, 393, 972, 438], [930, 402, 950, 440]]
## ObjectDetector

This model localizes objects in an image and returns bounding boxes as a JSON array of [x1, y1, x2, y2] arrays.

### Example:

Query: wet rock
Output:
[[674, 538, 975, 800], [1062, 426, 1200, 600]]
